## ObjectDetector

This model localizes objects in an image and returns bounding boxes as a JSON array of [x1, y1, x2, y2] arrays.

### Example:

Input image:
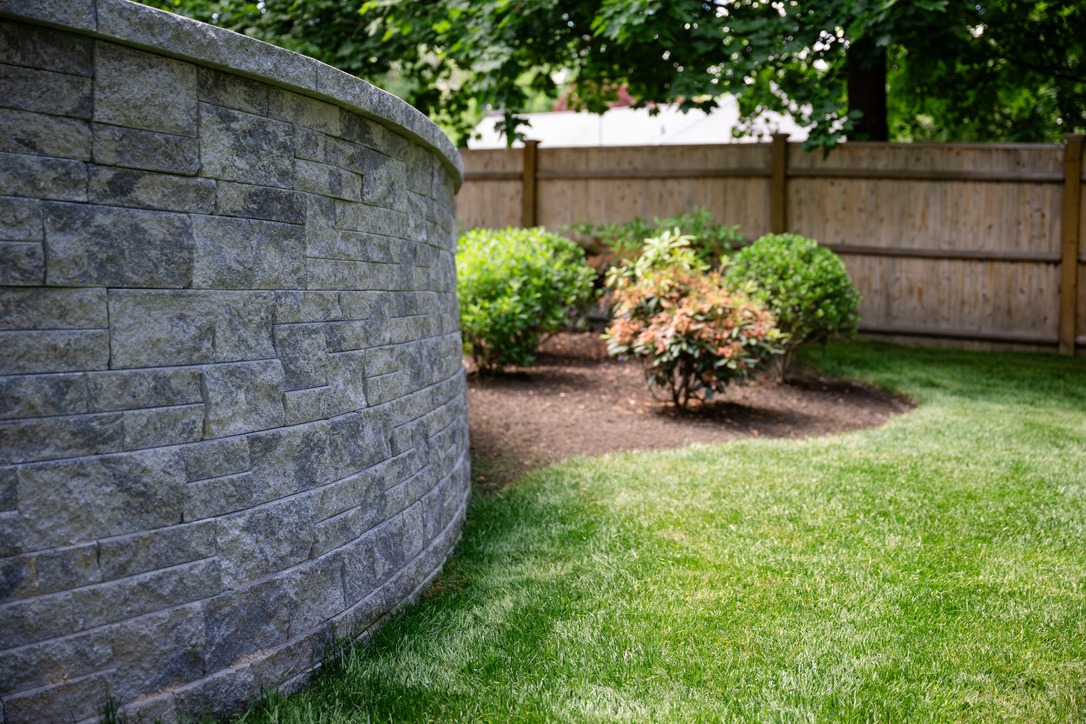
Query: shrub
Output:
[[724, 233, 861, 376], [565, 206, 745, 269], [603, 230, 783, 409], [457, 227, 596, 371]]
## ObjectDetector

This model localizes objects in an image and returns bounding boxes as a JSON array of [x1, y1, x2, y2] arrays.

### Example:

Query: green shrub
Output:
[[565, 206, 745, 269], [603, 230, 783, 409], [724, 233, 861, 376], [457, 227, 596, 371]]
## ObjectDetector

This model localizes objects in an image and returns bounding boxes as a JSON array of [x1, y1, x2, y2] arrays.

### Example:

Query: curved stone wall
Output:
[[0, 2, 468, 721]]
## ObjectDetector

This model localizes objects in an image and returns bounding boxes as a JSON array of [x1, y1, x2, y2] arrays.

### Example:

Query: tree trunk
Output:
[[846, 36, 889, 141]]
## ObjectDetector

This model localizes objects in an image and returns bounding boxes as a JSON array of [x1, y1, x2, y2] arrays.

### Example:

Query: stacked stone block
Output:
[[0, 2, 468, 721]]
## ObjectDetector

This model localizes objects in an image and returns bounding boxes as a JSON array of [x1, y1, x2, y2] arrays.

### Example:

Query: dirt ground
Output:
[[467, 333, 914, 489]]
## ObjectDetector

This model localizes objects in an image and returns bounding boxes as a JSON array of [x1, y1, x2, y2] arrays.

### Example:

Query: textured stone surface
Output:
[[0, 5, 467, 723], [94, 42, 198, 136], [93, 123, 201, 175], [44, 203, 194, 287]]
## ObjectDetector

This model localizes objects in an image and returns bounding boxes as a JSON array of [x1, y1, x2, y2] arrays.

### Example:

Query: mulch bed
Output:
[[467, 333, 914, 490]]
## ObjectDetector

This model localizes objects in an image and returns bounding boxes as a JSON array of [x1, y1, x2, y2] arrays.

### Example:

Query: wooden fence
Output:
[[457, 135, 1086, 355]]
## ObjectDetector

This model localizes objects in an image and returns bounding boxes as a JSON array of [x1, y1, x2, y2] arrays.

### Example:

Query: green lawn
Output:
[[243, 342, 1086, 722]]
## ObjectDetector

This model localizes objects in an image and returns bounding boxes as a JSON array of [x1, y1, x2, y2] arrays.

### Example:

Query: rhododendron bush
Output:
[[603, 230, 784, 409]]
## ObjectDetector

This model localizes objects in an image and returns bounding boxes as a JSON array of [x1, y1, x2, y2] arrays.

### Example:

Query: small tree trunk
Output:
[[846, 36, 889, 141]]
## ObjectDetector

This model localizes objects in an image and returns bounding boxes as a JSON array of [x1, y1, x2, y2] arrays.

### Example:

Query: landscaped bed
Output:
[[240, 340, 1086, 721]]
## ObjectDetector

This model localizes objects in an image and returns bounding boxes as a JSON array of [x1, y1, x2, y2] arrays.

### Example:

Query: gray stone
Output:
[[88, 166, 215, 213], [0, 412, 123, 465], [326, 350, 368, 416], [192, 215, 306, 290], [274, 323, 329, 391], [210, 291, 279, 363], [0, 287, 105, 331], [180, 437, 250, 482], [0, 542, 100, 601], [305, 258, 393, 292], [44, 203, 194, 287], [200, 103, 294, 188], [202, 360, 286, 437], [0, 243, 41, 290], [203, 584, 289, 671], [0, 0, 96, 32], [283, 385, 330, 425], [123, 404, 205, 450], [86, 367, 203, 413], [102, 558, 221, 621], [96, 0, 319, 92], [0, 152, 86, 202], [94, 41, 198, 136], [0, 195, 41, 240], [334, 200, 408, 237], [93, 123, 201, 175], [214, 496, 315, 587], [0, 329, 108, 375], [0, 20, 93, 75], [16, 447, 187, 549], [338, 109, 382, 147], [295, 127, 368, 171], [308, 228, 402, 264], [295, 159, 363, 202], [328, 408, 392, 476], [111, 603, 207, 702], [361, 152, 408, 212], [184, 471, 256, 520], [278, 555, 345, 637], [98, 520, 216, 580], [0, 627, 111, 694], [268, 88, 342, 135], [215, 182, 306, 224], [107, 291, 215, 369], [0, 509, 24, 556], [324, 320, 371, 353], [108, 290, 276, 368], [0, 108, 91, 160], [1, 671, 110, 724], [0, 466, 15, 510], [247, 422, 333, 502], [197, 67, 268, 115], [0, 63, 93, 118]]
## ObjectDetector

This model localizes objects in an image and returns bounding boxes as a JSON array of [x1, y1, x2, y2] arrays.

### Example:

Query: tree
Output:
[[140, 0, 1085, 150]]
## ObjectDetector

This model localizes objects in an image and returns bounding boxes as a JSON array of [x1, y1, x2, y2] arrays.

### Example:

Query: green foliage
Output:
[[725, 233, 860, 376], [457, 227, 595, 371], [566, 207, 745, 269], [604, 231, 782, 408]]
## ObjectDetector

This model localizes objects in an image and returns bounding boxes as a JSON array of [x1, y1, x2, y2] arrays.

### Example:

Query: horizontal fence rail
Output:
[[457, 136, 1085, 355]]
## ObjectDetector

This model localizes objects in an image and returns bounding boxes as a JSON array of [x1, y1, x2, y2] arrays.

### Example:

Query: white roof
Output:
[[468, 96, 808, 149]]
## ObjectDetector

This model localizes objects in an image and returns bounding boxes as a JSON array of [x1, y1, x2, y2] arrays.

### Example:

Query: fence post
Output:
[[770, 133, 789, 233], [521, 139, 540, 228], [1059, 134, 1083, 355]]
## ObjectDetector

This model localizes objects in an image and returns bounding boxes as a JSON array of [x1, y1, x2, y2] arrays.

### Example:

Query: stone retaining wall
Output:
[[0, 2, 469, 720]]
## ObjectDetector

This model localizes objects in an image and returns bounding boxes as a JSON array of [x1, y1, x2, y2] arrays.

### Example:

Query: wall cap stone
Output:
[[0, 0, 464, 188]]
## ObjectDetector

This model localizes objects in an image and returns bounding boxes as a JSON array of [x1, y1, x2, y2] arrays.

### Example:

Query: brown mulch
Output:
[[467, 333, 914, 489]]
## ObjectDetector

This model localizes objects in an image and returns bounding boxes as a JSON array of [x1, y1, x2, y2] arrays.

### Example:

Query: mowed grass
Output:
[[242, 342, 1086, 722]]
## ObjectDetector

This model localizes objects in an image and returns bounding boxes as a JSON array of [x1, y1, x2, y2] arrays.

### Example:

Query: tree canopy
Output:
[[141, 0, 1085, 150]]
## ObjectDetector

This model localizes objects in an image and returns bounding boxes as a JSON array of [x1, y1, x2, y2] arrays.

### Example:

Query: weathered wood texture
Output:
[[458, 139, 1085, 353]]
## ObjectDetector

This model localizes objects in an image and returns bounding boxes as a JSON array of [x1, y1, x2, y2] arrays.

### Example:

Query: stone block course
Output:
[[0, 5, 467, 722], [0, 63, 93, 118], [0, 108, 91, 160], [94, 42, 198, 136]]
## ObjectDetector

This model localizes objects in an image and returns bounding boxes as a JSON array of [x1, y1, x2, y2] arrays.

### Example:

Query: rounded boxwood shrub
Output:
[[457, 227, 596, 371], [724, 233, 861, 375]]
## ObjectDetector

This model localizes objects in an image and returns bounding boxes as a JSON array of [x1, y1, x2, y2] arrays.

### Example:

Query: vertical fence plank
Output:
[[521, 140, 540, 228], [1060, 135, 1083, 355], [770, 133, 789, 233]]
